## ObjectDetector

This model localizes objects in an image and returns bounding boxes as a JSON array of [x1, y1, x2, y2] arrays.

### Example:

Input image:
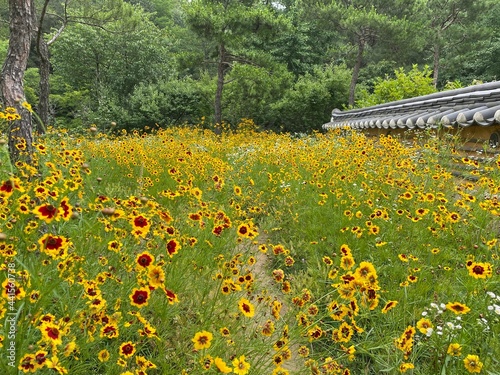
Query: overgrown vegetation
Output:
[[0, 116, 498, 374]]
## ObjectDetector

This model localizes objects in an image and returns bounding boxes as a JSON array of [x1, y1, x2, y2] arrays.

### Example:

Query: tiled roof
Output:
[[323, 81, 500, 130]]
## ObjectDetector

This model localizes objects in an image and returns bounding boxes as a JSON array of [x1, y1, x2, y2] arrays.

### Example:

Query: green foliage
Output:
[[271, 64, 351, 133], [356, 65, 437, 107], [23, 68, 40, 106], [223, 62, 294, 128], [125, 76, 214, 128]]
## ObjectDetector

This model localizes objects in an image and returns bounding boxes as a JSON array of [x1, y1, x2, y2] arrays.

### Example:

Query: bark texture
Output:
[[1, 0, 35, 163]]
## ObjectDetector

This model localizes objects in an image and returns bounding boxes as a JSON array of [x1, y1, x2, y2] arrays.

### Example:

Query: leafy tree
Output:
[[126, 76, 213, 128], [416, 0, 486, 87], [33, 0, 139, 131], [437, 0, 500, 85], [272, 64, 351, 133], [356, 64, 436, 107], [223, 61, 293, 127], [184, 0, 286, 128], [50, 8, 173, 128], [316, 1, 414, 107]]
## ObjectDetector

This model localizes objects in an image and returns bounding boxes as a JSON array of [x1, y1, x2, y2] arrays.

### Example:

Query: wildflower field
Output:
[[0, 118, 498, 375]]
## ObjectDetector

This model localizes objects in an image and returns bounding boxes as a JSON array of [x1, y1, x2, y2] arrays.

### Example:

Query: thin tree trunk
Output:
[[36, 0, 52, 133], [37, 37, 50, 132], [432, 42, 440, 88], [214, 43, 226, 134], [1, 0, 35, 164], [348, 40, 364, 107]]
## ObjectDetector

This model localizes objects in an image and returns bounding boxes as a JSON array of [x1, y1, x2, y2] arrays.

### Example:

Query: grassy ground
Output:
[[0, 119, 498, 375]]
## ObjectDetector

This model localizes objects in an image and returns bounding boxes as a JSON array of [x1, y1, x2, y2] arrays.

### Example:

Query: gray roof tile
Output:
[[323, 81, 500, 130]]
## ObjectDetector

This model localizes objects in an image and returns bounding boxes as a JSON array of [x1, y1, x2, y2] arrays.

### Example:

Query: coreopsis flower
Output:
[[130, 214, 151, 238], [2, 279, 26, 300], [463, 354, 483, 373], [307, 325, 323, 341], [192, 330, 213, 350], [214, 357, 232, 373], [261, 320, 275, 336], [447, 343, 462, 356], [147, 266, 165, 288], [232, 355, 250, 375], [272, 244, 286, 255], [340, 255, 355, 270], [238, 297, 255, 318], [467, 261, 493, 279], [399, 363, 415, 373], [38, 233, 70, 259], [33, 203, 59, 223], [107, 240, 122, 252], [237, 223, 251, 238], [272, 367, 289, 375], [18, 354, 36, 372], [298, 345, 310, 358], [381, 300, 398, 314], [446, 302, 471, 315], [136, 251, 154, 268], [135, 355, 157, 371], [416, 318, 434, 335], [129, 287, 150, 308], [39, 322, 63, 347], [341, 345, 356, 361], [162, 288, 179, 304], [33, 350, 48, 369], [119, 341, 136, 358], [166, 239, 181, 257], [340, 244, 352, 256], [100, 323, 119, 339], [332, 322, 354, 343]]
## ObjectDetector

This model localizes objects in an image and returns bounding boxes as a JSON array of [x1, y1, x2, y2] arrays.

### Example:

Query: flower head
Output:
[[129, 287, 150, 308], [192, 330, 213, 350], [463, 354, 483, 373], [238, 298, 255, 318], [446, 302, 471, 315], [232, 355, 250, 375]]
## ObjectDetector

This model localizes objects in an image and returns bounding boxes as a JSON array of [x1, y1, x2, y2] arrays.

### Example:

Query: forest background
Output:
[[0, 0, 499, 134]]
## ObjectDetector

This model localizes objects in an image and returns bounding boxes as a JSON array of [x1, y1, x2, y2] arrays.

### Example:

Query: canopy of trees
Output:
[[1, 0, 498, 134]]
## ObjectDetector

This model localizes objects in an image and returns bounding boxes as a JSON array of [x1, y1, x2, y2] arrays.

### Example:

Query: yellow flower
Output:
[[22, 101, 33, 112], [192, 330, 213, 350], [381, 300, 398, 313], [147, 265, 165, 287], [214, 357, 232, 373], [447, 343, 462, 357], [232, 355, 250, 375], [98, 349, 110, 362], [446, 301, 471, 315], [416, 318, 433, 335], [119, 341, 136, 358], [463, 354, 483, 373], [272, 367, 290, 375], [399, 363, 414, 373], [238, 297, 255, 318]]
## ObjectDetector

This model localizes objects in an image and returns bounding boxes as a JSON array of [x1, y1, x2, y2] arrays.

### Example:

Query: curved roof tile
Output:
[[323, 81, 500, 130]]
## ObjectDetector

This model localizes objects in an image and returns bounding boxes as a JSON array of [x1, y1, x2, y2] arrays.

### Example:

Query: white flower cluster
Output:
[[421, 302, 462, 337], [486, 291, 500, 315]]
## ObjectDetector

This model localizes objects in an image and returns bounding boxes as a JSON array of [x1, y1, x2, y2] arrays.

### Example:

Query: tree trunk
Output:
[[1, 0, 35, 164], [214, 43, 227, 134], [432, 42, 440, 88], [349, 39, 364, 107], [37, 36, 50, 133], [35, 0, 52, 133]]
